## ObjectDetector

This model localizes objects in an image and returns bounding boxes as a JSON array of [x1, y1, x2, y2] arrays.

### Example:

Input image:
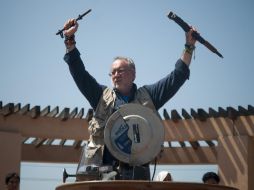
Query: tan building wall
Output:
[[1, 103, 254, 190], [0, 131, 22, 190], [218, 136, 254, 190]]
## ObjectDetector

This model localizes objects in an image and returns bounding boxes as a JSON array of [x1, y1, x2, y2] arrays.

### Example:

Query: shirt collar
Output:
[[113, 83, 137, 101]]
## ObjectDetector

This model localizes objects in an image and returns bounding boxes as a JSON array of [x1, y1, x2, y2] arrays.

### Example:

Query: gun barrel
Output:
[[167, 11, 223, 58], [76, 9, 92, 21]]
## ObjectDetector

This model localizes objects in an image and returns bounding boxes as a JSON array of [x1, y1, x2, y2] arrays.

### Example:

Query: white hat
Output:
[[155, 171, 171, 181]]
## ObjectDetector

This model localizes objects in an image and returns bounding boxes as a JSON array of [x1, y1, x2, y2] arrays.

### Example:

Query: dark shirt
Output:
[[64, 48, 190, 111]]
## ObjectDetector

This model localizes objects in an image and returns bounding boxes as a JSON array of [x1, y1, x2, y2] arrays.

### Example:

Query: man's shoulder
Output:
[[101, 85, 109, 91], [136, 86, 152, 98], [102, 86, 115, 102]]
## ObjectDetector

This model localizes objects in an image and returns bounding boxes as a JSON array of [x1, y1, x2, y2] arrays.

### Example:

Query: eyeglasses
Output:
[[108, 68, 131, 77]]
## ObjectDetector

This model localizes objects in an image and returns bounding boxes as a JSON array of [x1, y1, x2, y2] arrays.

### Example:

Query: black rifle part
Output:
[[56, 9, 92, 38], [168, 11, 223, 58]]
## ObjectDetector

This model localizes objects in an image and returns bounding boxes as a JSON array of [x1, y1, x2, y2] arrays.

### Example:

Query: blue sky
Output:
[[1, 0, 254, 113], [1, 0, 254, 189]]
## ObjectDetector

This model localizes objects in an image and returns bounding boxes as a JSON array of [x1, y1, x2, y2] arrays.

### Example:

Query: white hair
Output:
[[113, 56, 135, 70]]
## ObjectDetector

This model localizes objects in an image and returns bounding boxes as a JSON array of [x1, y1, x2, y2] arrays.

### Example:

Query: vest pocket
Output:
[[85, 143, 103, 166]]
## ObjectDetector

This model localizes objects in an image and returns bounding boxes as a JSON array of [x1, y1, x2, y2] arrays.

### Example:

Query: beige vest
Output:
[[84, 87, 160, 166]]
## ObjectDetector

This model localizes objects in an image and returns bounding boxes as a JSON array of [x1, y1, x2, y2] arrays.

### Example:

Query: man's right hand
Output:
[[63, 19, 79, 37]]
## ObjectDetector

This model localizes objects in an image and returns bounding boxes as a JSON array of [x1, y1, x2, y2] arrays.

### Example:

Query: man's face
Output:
[[110, 59, 135, 95], [204, 178, 219, 185], [7, 177, 20, 190]]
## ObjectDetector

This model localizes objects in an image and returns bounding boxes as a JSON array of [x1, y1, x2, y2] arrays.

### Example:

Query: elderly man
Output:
[[63, 19, 197, 180]]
